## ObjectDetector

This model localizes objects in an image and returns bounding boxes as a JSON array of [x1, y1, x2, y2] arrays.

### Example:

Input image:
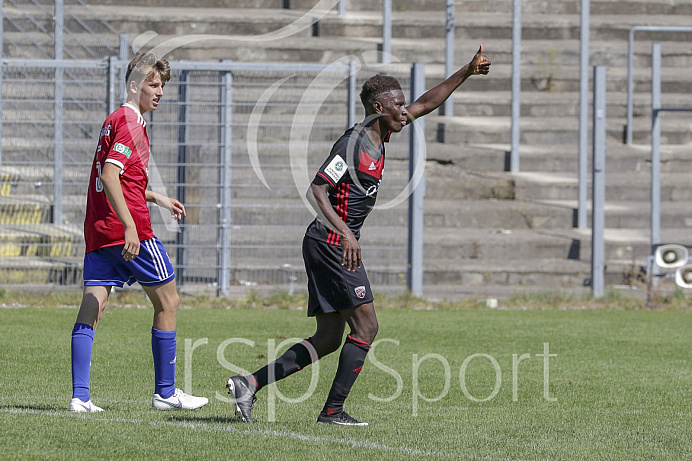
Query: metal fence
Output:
[[0, 56, 415, 293]]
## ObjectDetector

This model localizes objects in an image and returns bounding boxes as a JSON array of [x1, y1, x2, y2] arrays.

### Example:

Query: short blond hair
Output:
[[125, 52, 171, 87]]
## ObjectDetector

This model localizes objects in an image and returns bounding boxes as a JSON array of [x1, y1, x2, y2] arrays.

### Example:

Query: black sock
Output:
[[323, 335, 371, 413], [247, 338, 317, 393]]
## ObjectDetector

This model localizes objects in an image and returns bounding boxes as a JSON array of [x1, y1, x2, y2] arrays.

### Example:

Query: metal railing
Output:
[[649, 43, 692, 262], [625, 26, 692, 145]]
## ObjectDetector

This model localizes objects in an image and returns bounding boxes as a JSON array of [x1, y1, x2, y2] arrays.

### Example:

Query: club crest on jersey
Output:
[[355, 286, 366, 299], [113, 142, 133, 158], [324, 154, 347, 184]]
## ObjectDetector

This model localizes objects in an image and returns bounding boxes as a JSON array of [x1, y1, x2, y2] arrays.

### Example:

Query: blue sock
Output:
[[71, 323, 95, 401], [152, 328, 177, 399]]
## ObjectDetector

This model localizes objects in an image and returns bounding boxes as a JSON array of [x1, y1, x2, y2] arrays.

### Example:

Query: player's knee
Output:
[[165, 294, 180, 312], [354, 319, 378, 344], [159, 289, 180, 311], [364, 321, 378, 344]]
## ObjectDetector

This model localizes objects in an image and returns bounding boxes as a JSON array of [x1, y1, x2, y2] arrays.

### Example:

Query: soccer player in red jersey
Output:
[[227, 46, 490, 425], [68, 52, 207, 413]]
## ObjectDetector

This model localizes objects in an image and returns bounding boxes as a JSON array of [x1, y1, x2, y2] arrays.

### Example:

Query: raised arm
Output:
[[405, 44, 490, 121]]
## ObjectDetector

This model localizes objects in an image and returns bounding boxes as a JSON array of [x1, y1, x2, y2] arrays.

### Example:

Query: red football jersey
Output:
[[84, 104, 154, 253]]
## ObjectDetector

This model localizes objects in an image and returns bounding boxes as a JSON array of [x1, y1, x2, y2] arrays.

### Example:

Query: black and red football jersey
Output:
[[305, 124, 386, 245]]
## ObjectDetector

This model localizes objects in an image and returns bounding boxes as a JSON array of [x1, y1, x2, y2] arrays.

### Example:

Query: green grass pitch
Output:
[[1, 300, 691, 460]]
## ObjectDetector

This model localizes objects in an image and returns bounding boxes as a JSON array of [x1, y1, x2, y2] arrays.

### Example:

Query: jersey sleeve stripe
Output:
[[105, 158, 125, 172], [316, 171, 336, 188]]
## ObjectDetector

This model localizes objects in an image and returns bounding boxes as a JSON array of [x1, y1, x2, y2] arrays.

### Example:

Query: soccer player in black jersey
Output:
[[227, 45, 490, 426]]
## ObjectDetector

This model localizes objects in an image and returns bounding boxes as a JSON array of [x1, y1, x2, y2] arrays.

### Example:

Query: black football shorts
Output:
[[302, 234, 374, 317]]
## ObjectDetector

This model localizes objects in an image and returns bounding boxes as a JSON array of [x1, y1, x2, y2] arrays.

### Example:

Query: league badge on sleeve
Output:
[[324, 155, 347, 184], [113, 142, 133, 158]]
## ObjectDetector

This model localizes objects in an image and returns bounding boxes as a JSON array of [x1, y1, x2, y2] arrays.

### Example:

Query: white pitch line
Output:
[[0, 407, 532, 461]]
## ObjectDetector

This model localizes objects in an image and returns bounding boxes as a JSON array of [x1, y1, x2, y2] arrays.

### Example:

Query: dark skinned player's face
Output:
[[374, 89, 408, 133]]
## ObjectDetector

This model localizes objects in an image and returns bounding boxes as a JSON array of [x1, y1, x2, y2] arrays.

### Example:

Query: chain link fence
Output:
[[1, 56, 414, 293]]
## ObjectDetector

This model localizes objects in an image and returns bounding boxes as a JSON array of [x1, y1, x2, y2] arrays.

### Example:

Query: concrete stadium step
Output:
[[512, 171, 692, 202], [421, 226, 687, 263], [82, 0, 692, 15], [172, 258, 628, 290], [0, 223, 83, 258], [416, 61, 692, 96], [216, 196, 572, 230], [420, 258, 626, 288], [2, 31, 120, 60], [452, 90, 692, 119], [414, 162, 516, 200], [0, 256, 83, 285], [424, 199, 573, 230], [198, 263, 409, 288], [320, 12, 692, 43], [223, 199, 405, 228], [415, 143, 692, 175], [83, 5, 692, 44], [102, 29, 692, 72], [348, 0, 692, 15], [429, 114, 692, 146], [538, 199, 692, 230], [216, 224, 672, 264], [2, 69, 352, 109], [542, 227, 692, 262], [2, 73, 108, 97], [3, 4, 120, 60]]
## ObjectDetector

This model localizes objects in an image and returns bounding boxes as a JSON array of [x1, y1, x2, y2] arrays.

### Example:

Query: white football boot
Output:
[[69, 398, 104, 413], [152, 388, 208, 411]]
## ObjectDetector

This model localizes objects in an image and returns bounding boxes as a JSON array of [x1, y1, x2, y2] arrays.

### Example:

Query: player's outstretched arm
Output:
[[146, 190, 186, 220], [306, 183, 361, 271], [405, 44, 490, 121]]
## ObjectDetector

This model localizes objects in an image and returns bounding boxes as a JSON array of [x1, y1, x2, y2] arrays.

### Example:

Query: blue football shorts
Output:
[[83, 237, 175, 287]]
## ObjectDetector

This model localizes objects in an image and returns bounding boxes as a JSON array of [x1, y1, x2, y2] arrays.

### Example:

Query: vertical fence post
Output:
[[107, 56, 117, 114], [381, 0, 392, 64], [219, 69, 233, 296], [591, 66, 606, 298], [578, 0, 590, 229], [0, 1, 4, 168], [407, 63, 425, 296], [650, 43, 661, 263], [442, 0, 455, 116], [53, 0, 64, 225], [347, 60, 357, 129], [509, 0, 521, 172], [626, 28, 635, 145], [176, 70, 189, 283], [118, 33, 128, 105], [338, 0, 346, 15]]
